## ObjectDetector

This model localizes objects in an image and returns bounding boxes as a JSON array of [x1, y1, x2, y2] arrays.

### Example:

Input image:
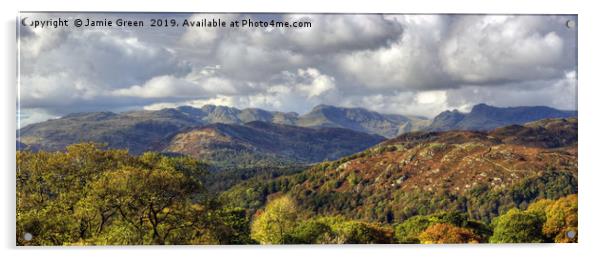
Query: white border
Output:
[[3, 1, 600, 258]]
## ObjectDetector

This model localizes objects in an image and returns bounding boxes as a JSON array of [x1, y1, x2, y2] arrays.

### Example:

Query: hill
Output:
[[17, 109, 201, 154], [163, 121, 386, 168], [221, 118, 578, 223]]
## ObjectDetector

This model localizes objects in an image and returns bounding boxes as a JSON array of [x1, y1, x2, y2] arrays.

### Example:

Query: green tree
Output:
[[17, 143, 233, 246], [526, 198, 555, 220], [286, 220, 333, 244], [207, 208, 256, 244], [329, 220, 393, 244], [490, 208, 545, 243], [250, 196, 299, 244], [17, 143, 130, 245], [394, 215, 432, 243], [394, 212, 478, 244], [86, 165, 201, 244]]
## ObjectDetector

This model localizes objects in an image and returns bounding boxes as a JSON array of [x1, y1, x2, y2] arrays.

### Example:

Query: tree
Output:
[[85, 165, 201, 244], [490, 208, 545, 243], [286, 220, 333, 244], [418, 223, 481, 244], [524, 195, 578, 243], [329, 220, 393, 244], [17, 144, 229, 245], [394, 215, 432, 243], [207, 208, 256, 244], [394, 212, 476, 244], [16, 143, 131, 245], [250, 196, 299, 244], [526, 198, 555, 220], [542, 194, 577, 243]]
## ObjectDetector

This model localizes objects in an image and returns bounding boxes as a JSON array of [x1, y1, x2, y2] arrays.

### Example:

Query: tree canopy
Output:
[[17, 143, 578, 245], [17, 143, 252, 245]]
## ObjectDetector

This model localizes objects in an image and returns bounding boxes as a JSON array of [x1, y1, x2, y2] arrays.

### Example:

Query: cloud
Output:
[[336, 15, 450, 91], [113, 66, 241, 99], [140, 67, 337, 114], [282, 14, 403, 53], [440, 15, 572, 84], [19, 14, 187, 115], [281, 68, 336, 98], [113, 75, 202, 98], [18, 13, 577, 126], [445, 70, 578, 111]]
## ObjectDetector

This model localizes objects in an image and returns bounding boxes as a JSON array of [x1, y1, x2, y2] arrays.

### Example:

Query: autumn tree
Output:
[[394, 212, 484, 244], [394, 215, 432, 243], [418, 223, 481, 244], [541, 195, 577, 243]]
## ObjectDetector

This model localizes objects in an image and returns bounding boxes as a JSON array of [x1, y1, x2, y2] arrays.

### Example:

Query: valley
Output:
[[16, 104, 578, 245]]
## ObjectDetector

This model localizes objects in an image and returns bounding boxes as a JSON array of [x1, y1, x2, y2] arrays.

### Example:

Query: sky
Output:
[[18, 13, 577, 126]]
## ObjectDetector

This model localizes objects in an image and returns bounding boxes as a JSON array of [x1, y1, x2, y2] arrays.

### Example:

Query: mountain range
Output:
[[427, 104, 577, 131], [17, 103, 576, 167]]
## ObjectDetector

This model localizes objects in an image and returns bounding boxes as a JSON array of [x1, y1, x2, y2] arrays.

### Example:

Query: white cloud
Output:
[[415, 90, 447, 105], [19, 14, 187, 114], [287, 68, 336, 98], [17, 108, 60, 128], [19, 13, 577, 125], [143, 67, 336, 113], [113, 75, 201, 98], [282, 14, 403, 53], [441, 16, 569, 84]]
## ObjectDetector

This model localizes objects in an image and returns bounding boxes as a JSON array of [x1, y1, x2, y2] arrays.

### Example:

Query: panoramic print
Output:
[[17, 13, 577, 245]]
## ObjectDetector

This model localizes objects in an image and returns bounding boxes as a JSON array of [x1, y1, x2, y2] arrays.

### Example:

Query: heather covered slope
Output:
[[222, 118, 578, 223]]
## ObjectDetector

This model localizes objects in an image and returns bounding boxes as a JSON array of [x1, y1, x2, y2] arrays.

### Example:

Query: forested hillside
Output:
[[16, 118, 578, 245]]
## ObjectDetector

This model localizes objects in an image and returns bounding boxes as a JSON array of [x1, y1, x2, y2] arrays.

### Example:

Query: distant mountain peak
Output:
[[176, 105, 201, 112], [311, 104, 334, 111], [470, 103, 493, 112], [201, 104, 217, 109], [428, 103, 577, 132]]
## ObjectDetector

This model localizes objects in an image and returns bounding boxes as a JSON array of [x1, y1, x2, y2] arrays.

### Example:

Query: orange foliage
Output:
[[418, 223, 481, 244]]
